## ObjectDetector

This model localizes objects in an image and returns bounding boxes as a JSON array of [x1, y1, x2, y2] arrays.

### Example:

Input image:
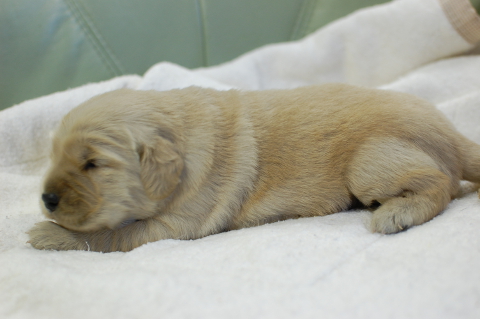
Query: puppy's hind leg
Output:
[[346, 138, 457, 234], [367, 169, 452, 234]]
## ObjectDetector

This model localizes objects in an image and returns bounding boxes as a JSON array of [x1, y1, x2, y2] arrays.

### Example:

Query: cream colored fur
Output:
[[28, 84, 480, 252]]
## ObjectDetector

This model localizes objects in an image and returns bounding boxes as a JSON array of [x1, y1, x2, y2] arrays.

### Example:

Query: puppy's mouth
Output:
[[115, 218, 140, 229]]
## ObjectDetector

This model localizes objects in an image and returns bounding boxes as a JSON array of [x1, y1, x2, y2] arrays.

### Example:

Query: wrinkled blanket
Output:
[[1, 0, 480, 318]]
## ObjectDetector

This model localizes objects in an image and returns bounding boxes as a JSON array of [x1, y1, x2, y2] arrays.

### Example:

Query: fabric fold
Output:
[[194, 0, 475, 89], [438, 0, 480, 44]]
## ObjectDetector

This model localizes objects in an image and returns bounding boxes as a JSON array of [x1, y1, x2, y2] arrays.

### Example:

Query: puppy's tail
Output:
[[460, 137, 480, 197]]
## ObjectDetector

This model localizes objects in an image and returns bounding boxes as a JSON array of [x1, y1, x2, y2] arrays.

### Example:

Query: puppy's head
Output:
[[41, 90, 184, 232]]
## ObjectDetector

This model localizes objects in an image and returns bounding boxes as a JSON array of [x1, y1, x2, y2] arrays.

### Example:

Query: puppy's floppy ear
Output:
[[139, 136, 184, 200]]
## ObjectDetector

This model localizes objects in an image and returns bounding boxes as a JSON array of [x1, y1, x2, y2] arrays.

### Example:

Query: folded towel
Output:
[[1, 0, 479, 318]]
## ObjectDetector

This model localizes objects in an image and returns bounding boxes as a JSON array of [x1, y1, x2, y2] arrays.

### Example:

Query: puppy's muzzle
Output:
[[42, 193, 60, 212]]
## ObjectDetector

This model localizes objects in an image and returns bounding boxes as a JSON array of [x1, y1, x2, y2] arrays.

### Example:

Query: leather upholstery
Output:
[[1, 0, 390, 110]]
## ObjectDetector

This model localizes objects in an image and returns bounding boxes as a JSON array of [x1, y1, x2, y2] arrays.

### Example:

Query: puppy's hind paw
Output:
[[370, 209, 414, 234]]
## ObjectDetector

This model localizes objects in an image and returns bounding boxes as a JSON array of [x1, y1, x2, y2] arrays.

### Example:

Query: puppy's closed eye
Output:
[[83, 160, 97, 171]]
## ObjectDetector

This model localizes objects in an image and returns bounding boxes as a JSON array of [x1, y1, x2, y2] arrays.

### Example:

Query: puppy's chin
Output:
[[50, 218, 102, 232], [53, 214, 140, 232], [42, 208, 117, 232]]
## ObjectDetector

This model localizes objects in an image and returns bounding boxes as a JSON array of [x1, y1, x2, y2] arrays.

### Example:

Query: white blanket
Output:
[[1, 0, 480, 318]]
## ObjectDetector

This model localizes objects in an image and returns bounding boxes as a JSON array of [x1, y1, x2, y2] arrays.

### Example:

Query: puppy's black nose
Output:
[[42, 193, 60, 212]]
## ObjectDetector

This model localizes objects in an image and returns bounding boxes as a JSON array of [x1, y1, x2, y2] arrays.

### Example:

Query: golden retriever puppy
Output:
[[28, 84, 480, 252]]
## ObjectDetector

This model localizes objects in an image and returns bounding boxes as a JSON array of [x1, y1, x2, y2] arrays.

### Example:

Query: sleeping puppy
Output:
[[28, 84, 480, 252]]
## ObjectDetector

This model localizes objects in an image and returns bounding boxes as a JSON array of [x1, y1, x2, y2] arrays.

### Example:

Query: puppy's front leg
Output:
[[28, 217, 173, 252]]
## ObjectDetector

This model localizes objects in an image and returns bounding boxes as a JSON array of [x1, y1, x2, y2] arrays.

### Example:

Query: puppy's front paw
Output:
[[28, 221, 88, 251]]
